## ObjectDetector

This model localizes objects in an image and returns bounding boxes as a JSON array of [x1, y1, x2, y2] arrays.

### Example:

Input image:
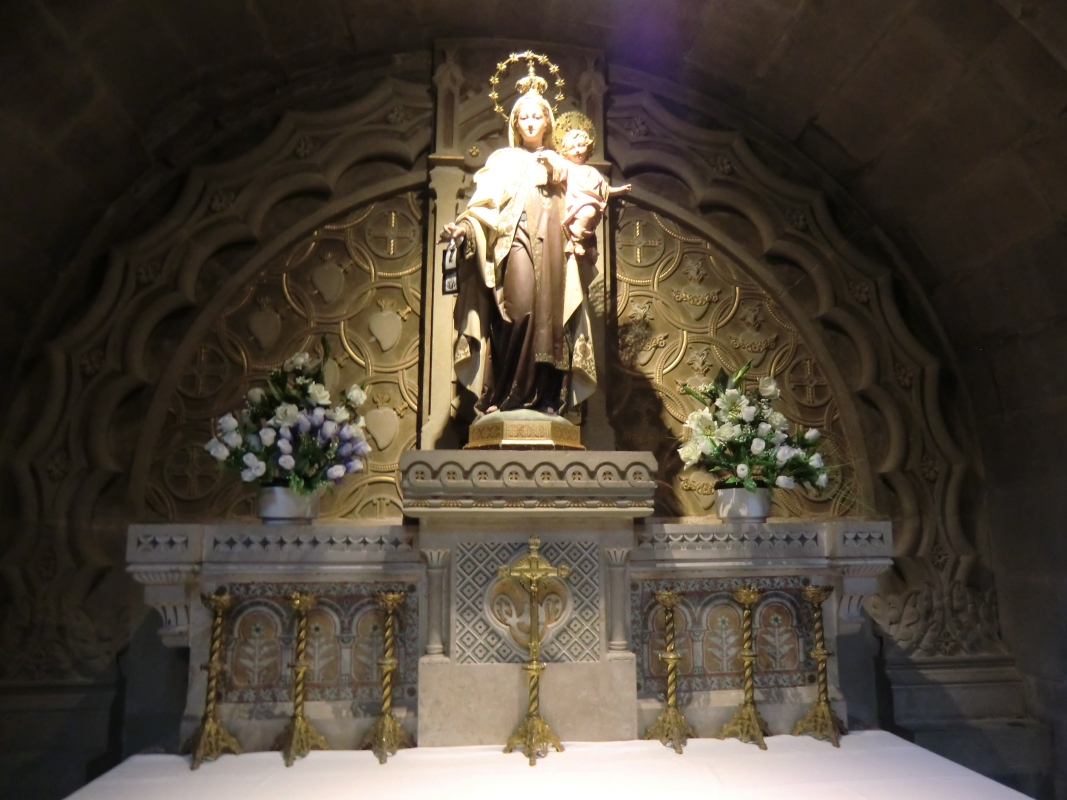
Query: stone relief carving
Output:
[[603, 84, 997, 656], [0, 76, 432, 681]]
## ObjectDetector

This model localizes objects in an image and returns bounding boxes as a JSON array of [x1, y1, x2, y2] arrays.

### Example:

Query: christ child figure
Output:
[[551, 128, 631, 258]]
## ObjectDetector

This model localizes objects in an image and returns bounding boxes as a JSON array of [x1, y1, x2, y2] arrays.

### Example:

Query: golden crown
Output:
[[489, 50, 565, 120]]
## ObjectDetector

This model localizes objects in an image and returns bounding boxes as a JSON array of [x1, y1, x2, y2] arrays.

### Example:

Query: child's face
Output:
[[562, 131, 591, 163]]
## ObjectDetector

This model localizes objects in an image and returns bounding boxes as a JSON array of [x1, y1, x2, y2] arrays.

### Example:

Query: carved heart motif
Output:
[[364, 407, 399, 449], [311, 261, 346, 303], [369, 308, 403, 352], [247, 304, 281, 350], [682, 292, 712, 322]]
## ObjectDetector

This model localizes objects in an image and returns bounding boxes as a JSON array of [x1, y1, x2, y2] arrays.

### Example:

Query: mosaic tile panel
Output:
[[631, 577, 816, 699], [454, 540, 600, 664], [220, 581, 418, 714]]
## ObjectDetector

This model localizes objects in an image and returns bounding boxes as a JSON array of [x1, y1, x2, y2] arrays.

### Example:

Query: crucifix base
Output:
[[505, 712, 564, 766]]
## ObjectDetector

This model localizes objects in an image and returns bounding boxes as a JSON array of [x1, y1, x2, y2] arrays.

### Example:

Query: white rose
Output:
[[758, 376, 780, 398], [809, 453, 824, 469], [805, 428, 821, 442], [247, 387, 266, 404], [326, 464, 346, 480], [308, 382, 331, 406], [327, 406, 350, 423], [258, 427, 276, 447], [221, 430, 242, 449], [713, 423, 740, 444], [736, 463, 749, 478], [204, 439, 229, 461], [678, 439, 701, 468], [740, 404, 756, 423], [775, 475, 795, 489], [775, 445, 795, 463], [772, 431, 788, 445], [278, 454, 296, 470], [217, 413, 239, 433], [345, 384, 367, 407], [273, 403, 299, 426], [757, 422, 772, 437], [816, 473, 828, 488], [751, 438, 766, 455], [277, 438, 293, 455]]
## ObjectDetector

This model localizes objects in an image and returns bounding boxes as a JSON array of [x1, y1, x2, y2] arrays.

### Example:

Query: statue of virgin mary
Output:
[[439, 64, 596, 422]]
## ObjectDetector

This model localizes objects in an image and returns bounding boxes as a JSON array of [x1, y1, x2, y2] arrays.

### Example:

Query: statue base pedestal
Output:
[[465, 410, 583, 450]]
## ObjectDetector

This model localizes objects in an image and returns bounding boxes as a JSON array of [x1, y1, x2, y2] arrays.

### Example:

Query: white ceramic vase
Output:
[[258, 486, 319, 525], [715, 486, 772, 522]]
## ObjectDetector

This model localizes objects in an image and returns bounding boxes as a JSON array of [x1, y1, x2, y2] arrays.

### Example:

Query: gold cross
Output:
[[498, 537, 570, 661]]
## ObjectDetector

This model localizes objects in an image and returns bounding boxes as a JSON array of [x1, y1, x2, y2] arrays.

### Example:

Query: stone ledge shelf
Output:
[[398, 450, 659, 521]]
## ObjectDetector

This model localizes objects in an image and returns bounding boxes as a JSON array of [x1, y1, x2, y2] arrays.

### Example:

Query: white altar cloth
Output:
[[67, 731, 1025, 800]]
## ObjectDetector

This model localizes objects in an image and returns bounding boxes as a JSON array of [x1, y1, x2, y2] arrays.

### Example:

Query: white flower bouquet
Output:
[[204, 339, 371, 494], [678, 362, 828, 493]]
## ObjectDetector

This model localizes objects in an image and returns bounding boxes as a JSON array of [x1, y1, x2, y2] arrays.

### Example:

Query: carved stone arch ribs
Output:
[[605, 84, 995, 654], [610, 202, 861, 522], [145, 191, 425, 523]]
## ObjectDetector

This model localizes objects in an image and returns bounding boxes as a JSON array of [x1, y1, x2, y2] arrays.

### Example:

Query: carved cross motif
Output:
[[367, 210, 417, 258], [788, 358, 828, 405], [617, 219, 664, 266]]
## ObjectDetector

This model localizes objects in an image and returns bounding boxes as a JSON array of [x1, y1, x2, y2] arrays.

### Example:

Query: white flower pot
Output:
[[258, 486, 319, 525], [715, 487, 772, 522]]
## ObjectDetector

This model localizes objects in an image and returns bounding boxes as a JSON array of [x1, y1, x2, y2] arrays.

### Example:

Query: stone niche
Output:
[[128, 449, 892, 749]]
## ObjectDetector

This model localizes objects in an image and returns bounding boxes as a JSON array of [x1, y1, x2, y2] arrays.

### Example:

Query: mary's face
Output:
[[515, 101, 548, 148]]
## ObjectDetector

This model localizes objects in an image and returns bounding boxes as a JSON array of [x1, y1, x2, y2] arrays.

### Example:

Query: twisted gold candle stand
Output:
[[718, 586, 770, 749], [499, 537, 570, 766], [643, 589, 697, 754], [360, 590, 414, 763], [792, 585, 848, 746], [183, 588, 243, 769], [273, 591, 330, 766]]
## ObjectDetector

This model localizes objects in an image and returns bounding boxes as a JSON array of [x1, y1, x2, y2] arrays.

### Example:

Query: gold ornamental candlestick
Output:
[[183, 588, 243, 769], [643, 589, 697, 754], [273, 591, 330, 766], [792, 585, 847, 746], [360, 590, 414, 763], [718, 585, 770, 749], [498, 537, 570, 766]]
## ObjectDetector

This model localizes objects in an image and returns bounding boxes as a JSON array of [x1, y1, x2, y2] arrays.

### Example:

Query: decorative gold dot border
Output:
[[489, 50, 565, 121]]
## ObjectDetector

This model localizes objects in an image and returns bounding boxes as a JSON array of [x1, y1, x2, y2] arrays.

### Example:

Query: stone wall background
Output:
[[1, 1, 1066, 796]]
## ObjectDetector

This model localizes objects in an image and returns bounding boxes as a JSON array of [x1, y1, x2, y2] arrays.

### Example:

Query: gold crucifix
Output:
[[497, 536, 570, 765]]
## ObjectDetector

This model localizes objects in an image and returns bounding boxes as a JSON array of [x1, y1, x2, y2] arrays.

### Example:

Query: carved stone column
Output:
[[605, 547, 631, 652], [422, 549, 450, 656]]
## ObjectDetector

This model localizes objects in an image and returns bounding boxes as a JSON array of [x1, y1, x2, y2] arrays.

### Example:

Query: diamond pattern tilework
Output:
[[454, 540, 600, 664]]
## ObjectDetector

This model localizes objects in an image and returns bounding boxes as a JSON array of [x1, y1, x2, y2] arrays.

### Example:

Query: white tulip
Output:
[[345, 384, 367, 407], [816, 473, 828, 488], [278, 454, 296, 471], [741, 404, 756, 423], [758, 376, 780, 399], [277, 438, 293, 454], [258, 427, 276, 447], [217, 413, 239, 433], [221, 430, 242, 449], [809, 453, 824, 469], [775, 475, 795, 489], [772, 431, 788, 445], [204, 439, 229, 461], [308, 382, 331, 406], [284, 352, 311, 371], [805, 428, 821, 442], [757, 422, 772, 437], [751, 438, 766, 455], [247, 387, 266, 404], [242, 452, 260, 468], [736, 463, 750, 478], [775, 446, 794, 463], [326, 464, 346, 480]]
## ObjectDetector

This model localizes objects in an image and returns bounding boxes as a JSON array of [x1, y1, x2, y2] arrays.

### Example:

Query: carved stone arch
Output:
[[603, 83, 996, 655], [8, 78, 432, 528]]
